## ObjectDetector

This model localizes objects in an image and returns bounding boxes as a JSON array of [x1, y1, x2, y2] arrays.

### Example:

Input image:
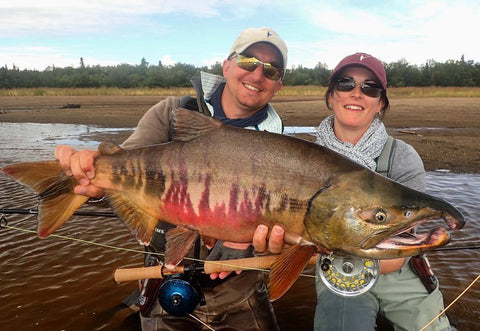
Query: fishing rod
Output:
[[0, 207, 116, 218], [114, 254, 286, 283], [114, 254, 317, 317], [112, 242, 480, 284]]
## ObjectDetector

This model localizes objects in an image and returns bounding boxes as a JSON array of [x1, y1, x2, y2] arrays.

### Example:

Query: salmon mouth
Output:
[[375, 226, 450, 250], [361, 208, 465, 251]]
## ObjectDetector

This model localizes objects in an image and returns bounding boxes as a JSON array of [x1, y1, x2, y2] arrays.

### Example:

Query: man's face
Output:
[[222, 42, 283, 118]]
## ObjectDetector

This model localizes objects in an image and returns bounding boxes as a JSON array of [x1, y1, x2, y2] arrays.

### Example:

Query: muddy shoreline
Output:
[[1, 95, 479, 173]]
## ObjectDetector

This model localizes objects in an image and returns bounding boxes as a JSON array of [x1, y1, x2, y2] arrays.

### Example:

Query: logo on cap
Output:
[[360, 54, 371, 61]]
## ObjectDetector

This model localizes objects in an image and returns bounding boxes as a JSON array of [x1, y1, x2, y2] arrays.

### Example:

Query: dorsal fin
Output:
[[172, 107, 223, 142], [98, 141, 123, 155]]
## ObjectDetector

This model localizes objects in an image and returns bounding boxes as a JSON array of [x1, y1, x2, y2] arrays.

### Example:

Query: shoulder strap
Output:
[[376, 136, 395, 176]]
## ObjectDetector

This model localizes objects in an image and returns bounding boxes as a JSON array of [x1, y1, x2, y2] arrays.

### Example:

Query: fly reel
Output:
[[319, 254, 380, 297], [158, 274, 202, 316]]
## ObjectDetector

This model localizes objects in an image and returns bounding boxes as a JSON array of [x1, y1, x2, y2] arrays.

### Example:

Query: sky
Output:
[[1, 0, 479, 71]]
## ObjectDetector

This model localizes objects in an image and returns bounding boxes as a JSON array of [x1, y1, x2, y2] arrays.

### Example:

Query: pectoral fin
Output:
[[269, 242, 317, 301]]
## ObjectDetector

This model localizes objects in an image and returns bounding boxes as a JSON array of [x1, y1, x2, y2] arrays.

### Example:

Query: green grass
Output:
[[2, 86, 480, 97]]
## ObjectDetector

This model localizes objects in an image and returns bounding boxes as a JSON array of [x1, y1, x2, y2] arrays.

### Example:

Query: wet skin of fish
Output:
[[2, 108, 465, 300]]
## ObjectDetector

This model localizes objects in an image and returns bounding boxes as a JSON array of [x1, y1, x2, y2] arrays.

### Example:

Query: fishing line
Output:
[[419, 273, 480, 331], [2, 223, 148, 255], [187, 313, 216, 331], [0, 221, 314, 278]]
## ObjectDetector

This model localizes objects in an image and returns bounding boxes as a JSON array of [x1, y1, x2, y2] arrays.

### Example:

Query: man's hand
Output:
[[208, 225, 287, 280], [252, 224, 285, 254], [54, 145, 103, 198], [207, 241, 253, 280]]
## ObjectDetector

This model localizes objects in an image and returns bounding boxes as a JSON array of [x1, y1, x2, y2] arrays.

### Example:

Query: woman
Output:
[[313, 52, 452, 330]]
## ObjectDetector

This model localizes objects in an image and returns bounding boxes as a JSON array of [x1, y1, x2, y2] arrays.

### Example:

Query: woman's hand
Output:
[[379, 258, 405, 274]]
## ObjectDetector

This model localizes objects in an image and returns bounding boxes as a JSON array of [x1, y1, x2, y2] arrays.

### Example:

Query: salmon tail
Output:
[[268, 242, 317, 301], [2, 160, 88, 238]]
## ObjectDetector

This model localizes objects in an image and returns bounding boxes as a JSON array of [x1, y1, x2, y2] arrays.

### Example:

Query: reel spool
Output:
[[158, 274, 201, 316], [319, 254, 380, 297]]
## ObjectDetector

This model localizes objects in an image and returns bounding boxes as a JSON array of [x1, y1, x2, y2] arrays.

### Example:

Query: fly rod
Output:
[[0, 207, 116, 218], [113, 254, 308, 283]]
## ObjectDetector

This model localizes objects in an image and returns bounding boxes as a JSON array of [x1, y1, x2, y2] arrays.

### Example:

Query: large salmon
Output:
[[2, 108, 465, 300]]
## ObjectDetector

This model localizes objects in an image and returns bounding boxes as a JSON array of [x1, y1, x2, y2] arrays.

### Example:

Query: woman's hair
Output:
[[324, 72, 390, 118]]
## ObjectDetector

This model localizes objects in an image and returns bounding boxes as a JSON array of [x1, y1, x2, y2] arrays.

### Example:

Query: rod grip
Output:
[[113, 265, 164, 283], [203, 255, 279, 274]]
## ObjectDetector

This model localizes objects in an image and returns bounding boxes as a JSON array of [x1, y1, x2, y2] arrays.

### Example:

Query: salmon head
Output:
[[303, 169, 465, 259]]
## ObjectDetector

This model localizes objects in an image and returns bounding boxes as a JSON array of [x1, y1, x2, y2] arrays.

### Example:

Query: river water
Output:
[[0, 123, 478, 330]]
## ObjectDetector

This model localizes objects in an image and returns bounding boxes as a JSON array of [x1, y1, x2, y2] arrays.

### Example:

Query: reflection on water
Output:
[[0, 123, 479, 330], [284, 126, 317, 136], [0, 122, 134, 164]]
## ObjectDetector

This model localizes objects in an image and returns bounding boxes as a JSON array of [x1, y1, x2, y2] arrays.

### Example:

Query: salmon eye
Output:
[[374, 210, 388, 223]]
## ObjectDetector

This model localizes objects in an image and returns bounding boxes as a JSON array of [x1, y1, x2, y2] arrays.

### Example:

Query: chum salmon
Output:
[[2, 108, 465, 300]]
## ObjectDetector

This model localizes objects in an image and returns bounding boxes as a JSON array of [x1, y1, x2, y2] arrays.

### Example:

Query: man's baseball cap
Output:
[[228, 27, 288, 69], [330, 52, 387, 89]]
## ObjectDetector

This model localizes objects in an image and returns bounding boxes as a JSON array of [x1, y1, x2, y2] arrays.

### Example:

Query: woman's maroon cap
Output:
[[330, 52, 387, 89]]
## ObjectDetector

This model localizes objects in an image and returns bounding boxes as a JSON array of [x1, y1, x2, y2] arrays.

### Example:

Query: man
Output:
[[55, 27, 288, 330]]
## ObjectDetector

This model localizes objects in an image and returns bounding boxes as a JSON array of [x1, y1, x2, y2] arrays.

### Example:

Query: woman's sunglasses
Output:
[[235, 54, 284, 81], [334, 77, 383, 98]]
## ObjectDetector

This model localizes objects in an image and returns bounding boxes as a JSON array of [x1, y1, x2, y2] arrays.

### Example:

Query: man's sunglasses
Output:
[[235, 54, 284, 81], [335, 77, 383, 98]]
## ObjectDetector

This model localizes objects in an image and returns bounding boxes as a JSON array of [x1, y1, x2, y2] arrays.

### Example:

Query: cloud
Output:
[[0, 45, 120, 70], [0, 0, 268, 37], [1, 1, 479, 70], [286, 0, 480, 68], [160, 55, 175, 66]]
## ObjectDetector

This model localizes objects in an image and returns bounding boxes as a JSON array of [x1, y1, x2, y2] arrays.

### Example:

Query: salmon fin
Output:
[[165, 225, 199, 267], [2, 160, 64, 193], [172, 107, 223, 142], [2, 160, 88, 238], [268, 242, 316, 301], [98, 141, 123, 156], [105, 190, 157, 245], [38, 188, 89, 238]]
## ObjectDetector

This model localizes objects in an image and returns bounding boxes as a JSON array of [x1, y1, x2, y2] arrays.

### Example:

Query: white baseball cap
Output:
[[228, 27, 288, 69]]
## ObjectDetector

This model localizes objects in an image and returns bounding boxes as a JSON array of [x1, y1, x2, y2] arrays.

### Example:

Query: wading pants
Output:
[[140, 270, 279, 331]]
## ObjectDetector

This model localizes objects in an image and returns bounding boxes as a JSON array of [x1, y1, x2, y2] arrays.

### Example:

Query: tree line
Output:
[[1, 55, 480, 89]]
